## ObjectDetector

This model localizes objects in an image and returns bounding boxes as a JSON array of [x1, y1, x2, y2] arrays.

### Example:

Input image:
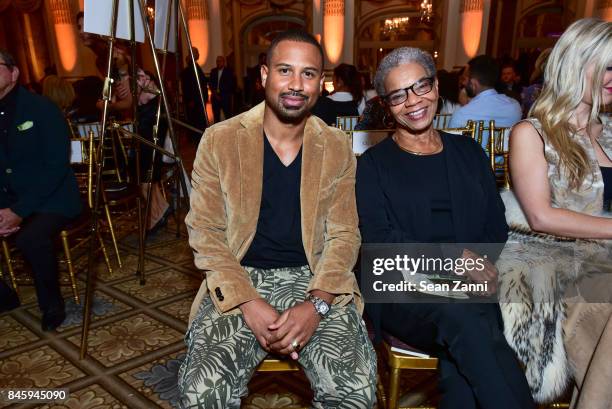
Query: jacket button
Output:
[[215, 287, 224, 301], [5, 168, 11, 174]]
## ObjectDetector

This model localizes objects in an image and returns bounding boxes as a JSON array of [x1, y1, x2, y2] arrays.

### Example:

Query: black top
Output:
[[241, 135, 308, 269], [356, 134, 508, 245], [401, 150, 455, 242], [311, 96, 359, 126], [0, 86, 18, 151], [601, 166, 612, 203], [356, 132, 509, 342]]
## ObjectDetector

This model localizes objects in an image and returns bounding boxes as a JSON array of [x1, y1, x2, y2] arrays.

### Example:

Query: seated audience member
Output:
[[42, 75, 76, 117], [77, 12, 133, 119], [497, 18, 612, 408], [358, 72, 378, 115], [312, 63, 361, 125], [436, 69, 461, 114], [178, 30, 376, 408], [356, 47, 535, 409], [0, 50, 82, 330], [134, 68, 171, 233], [71, 76, 103, 123], [355, 96, 393, 130], [449, 55, 522, 130], [457, 65, 470, 106], [520, 48, 551, 116], [497, 60, 523, 104]]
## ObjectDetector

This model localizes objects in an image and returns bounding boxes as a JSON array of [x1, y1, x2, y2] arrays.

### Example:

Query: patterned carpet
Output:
[[0, 215, 439, 409]]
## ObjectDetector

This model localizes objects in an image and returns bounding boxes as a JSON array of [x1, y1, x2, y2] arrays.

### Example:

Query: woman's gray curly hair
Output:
[[373, 47, 436, 98]]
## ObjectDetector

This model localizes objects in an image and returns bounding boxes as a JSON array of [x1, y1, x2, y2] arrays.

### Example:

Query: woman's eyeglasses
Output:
[[383, 77, 435, 106]]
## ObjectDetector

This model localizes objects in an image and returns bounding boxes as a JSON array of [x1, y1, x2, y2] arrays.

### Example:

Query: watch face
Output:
[[318, 302, 330, 315]]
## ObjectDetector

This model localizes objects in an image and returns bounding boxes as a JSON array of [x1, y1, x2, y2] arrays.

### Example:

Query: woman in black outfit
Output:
[[355, 47, 535, 409]]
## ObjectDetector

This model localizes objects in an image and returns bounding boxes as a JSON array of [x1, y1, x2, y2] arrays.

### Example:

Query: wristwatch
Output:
[[306, 295, 330, 318]]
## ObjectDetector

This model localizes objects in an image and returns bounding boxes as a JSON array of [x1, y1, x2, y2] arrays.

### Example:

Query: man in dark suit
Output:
[[180, 47, 208, 142], [209, 55, 236, 123], [0, 50, 82, 331]]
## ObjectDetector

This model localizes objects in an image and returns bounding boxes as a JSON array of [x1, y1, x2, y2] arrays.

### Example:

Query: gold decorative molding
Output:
[[324, 0, 344, 17], [461, 0, 483, 13], [185, 0, 208, 20], [49, 0, 72, 24]]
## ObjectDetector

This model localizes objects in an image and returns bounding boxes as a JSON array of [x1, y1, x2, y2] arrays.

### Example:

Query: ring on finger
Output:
[[291, 339, 300, 351]]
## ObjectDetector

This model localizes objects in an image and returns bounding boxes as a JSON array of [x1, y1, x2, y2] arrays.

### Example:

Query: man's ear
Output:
[[11, 66, 19, 83], [261, 64, 268, 88]]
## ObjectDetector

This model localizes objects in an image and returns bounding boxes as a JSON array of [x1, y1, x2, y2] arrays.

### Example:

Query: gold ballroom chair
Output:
[[433, 113, 452, 130], [440, 119, 477, 140]]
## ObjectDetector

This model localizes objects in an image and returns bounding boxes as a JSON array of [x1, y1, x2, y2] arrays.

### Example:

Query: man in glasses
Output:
[[0, 50, 81, 330], [449, 55, 522, 134]]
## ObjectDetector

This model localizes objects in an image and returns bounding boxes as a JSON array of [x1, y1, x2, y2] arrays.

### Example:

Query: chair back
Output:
[[70, 130, 96, 207], [433, 113, 452, 129], [440, 120, 476, 140], [336, 116, 360, 131], [347, 129, 392, 155], [485, 121, 511, 188]]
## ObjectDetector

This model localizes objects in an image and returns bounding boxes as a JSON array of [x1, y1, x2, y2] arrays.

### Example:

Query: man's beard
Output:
[[465, 82, 476, 98], [267, 91, 312, 123]]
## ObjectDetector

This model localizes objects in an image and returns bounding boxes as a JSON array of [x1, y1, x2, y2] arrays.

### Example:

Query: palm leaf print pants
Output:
[[178, 265, 377, 408]]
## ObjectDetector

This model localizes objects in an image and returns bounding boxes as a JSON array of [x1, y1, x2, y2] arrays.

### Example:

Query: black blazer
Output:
[[355, 132, 508, 341], [0, 87, 81, 219], [209, 67, 236, 96]]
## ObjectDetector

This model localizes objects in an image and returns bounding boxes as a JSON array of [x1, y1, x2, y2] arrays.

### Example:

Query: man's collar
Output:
[[473, 88, 497, 100], [0, 84, 18, 106]]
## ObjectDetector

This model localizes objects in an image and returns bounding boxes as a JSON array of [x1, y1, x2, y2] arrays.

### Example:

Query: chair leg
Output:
[[60, 231, 80, 304], [2, 239, 18, 295], [175, 169, 181, 238], [97, 231, 113, 277], [104, 204, 122, 268], [388, 367, 401, 409], [136, 197, 145, 285]]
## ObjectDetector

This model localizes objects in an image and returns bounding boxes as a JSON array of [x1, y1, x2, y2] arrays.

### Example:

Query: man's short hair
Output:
[[467, 55, 499, 88], [0, 49, 16, 68], [266, 30, 324, 70]]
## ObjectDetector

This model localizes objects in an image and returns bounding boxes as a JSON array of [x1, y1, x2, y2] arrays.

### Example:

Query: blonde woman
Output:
[[499, 18, 612, 408], [42, 75, 76, 115]]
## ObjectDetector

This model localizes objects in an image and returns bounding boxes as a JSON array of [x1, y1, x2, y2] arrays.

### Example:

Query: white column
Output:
[[342, 0, 354, 64], [204, 0, 223, 72], [323, 0, 344, 69], [48, 0, 79, 74], [183, 0, 210, 68], [597, 0, 612, 20], [440, 0, 490, 70]]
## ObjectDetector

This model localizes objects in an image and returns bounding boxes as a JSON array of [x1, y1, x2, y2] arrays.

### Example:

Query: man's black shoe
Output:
[[41, 309, 66, 332], [0, 281, 20, 313], [0, 290, 21, 312]]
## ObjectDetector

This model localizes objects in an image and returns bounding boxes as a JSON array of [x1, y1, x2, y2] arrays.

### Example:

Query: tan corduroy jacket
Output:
[[186, 102, 362, 326]]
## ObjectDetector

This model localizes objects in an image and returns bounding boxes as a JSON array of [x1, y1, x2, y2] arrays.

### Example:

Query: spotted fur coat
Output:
[[497, 189, 611, 403]]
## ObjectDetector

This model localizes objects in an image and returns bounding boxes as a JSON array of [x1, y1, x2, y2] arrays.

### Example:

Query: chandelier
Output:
[[420, 0, 433, 23], [382, 16, 411, 36]]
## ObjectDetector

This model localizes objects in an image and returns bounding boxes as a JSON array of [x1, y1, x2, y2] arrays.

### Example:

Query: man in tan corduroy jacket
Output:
[[177, 30, 377, 409]]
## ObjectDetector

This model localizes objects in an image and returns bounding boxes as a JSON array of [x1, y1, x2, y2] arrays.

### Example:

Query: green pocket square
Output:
[[17, 121, 34, 131]]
